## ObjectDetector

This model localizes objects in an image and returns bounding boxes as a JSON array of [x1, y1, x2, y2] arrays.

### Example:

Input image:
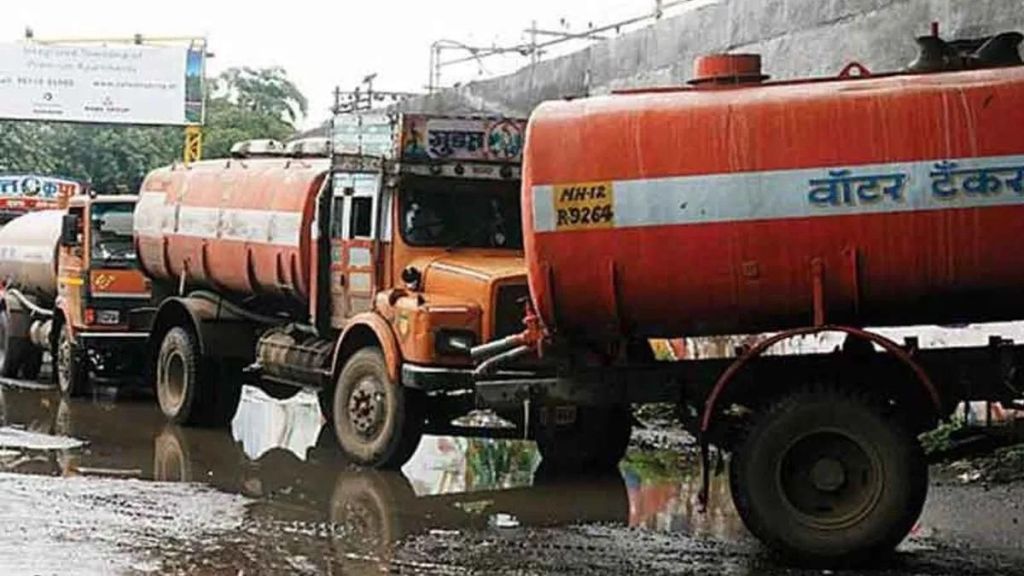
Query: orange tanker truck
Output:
[[134, 114, 541, 468], [0, 193, 153, 393], [468, 30, 1024, 564]]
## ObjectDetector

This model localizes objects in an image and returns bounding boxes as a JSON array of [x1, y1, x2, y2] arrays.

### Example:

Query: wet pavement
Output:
[[0, 379, 1021, 575]]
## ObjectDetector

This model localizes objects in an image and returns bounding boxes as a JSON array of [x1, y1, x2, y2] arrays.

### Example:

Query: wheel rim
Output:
[[777, 429, 884, 530], [160, 351, 187, 415], [347, 376, 387, 441], [57, 331, 73, 393]]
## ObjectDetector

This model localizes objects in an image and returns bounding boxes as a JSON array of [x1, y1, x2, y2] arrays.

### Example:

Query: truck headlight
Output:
[[95, 309, 120, 326], [434, 329, 476, 356]]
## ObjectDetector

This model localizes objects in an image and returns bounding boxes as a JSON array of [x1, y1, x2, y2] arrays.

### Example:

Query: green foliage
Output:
[[0, 66, 306, 193], [919, 419, 965, 455]]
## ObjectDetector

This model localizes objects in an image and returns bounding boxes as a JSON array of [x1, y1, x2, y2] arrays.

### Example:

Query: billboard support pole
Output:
[[184, 126, 202, 164]]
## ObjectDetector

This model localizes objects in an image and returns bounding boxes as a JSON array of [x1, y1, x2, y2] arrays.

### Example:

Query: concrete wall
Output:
[[398, 0, 1024, 116]]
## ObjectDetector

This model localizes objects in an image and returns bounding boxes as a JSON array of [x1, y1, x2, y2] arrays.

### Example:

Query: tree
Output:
[[214, 66, 308, 125]]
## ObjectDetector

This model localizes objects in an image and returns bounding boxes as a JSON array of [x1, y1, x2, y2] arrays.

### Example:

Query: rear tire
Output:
[[0, 309, 26, 378], [57, 327, 88, 396], [156, 327, 238, 426], [333, 348, 422, 469], [535, 404, 633, 474], [729, 387, 927, 566]]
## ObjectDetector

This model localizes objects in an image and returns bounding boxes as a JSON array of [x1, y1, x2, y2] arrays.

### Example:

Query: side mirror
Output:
[[60, 214, 81, 248]]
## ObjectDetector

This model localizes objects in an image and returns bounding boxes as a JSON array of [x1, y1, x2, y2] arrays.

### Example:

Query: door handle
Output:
[[339, 275, 346, 287]]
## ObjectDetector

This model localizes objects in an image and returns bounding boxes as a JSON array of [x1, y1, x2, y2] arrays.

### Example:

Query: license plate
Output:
[[96, 310, 120, 325]]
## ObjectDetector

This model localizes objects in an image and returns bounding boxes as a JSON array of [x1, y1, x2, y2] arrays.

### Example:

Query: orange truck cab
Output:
[[136, 114, 532, 469], [0, 193, 154, 394]]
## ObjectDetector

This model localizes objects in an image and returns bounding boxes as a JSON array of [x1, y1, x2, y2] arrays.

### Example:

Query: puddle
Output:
[[0, 426, 86, 451], [0, 381, 1020, 574]]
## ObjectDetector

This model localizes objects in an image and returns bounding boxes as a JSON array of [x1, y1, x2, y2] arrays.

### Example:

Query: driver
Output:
[[404, 198, 445, 243]]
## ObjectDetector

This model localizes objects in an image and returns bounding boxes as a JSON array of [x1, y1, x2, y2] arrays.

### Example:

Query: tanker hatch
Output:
[[687, 53, 768, 88]]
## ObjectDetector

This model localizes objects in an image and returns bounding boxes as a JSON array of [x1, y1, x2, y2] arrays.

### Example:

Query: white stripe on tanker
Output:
[[134, 191, 302, 247], [533, 153, 1024, 232]]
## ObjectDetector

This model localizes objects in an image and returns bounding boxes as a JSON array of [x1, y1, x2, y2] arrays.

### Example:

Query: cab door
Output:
[[330, 172, 382, 328], [57, 205, 87, 329]]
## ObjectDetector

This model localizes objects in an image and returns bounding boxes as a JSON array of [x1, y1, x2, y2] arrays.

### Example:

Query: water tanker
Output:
[[0, 195, 152, 394], [136, 115, 535, 477], [470, 30, 1024, 567], [0, 210, 63, 301], [523, 63, 1024, 341]]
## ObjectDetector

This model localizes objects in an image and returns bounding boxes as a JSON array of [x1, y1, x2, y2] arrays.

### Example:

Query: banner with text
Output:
[[0, 42, 204, 126]]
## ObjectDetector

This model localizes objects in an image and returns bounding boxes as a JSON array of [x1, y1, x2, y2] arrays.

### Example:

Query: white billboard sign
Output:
[[0, 42, 204, 126]]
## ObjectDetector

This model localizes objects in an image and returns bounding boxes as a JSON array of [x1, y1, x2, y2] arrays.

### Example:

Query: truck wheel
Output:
[[19, 350, 43, 381], [0, 310, 26, 378], [535, 404, 632, 474], [329, 469, 414, 564], [157, 327, 213, 426], [332, 348, 423, 469], [729, 387, 927, 566], [56, 328, 88, 396]]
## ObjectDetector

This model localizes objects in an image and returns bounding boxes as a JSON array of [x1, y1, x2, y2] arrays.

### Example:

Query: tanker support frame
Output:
[[469, 323, 1024, 565]]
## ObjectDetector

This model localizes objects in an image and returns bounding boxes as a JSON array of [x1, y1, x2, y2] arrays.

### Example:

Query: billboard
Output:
[[0, 174, 82, 221], [0, 42, 204, 126]]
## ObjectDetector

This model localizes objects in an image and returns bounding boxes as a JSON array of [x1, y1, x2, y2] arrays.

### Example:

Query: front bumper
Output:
[[401, 363, 474, 391]]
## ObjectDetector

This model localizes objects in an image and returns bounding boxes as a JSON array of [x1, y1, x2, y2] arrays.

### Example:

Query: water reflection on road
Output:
[[3, 383, 1018, 575], [0, 383, 746, 571]]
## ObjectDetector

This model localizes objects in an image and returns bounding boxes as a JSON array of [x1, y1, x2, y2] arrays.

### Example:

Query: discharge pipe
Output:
[[474, 345, 533, 377], [7, 289, 53, 318], [470, 333, 525, 362]]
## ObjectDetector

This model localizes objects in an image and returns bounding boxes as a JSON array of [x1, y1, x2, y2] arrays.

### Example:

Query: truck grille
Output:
[[493, 283, 530, 340]]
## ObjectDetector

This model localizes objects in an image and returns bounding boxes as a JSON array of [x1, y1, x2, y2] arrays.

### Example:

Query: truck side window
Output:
[[349, 196, 372, 239], [331, 196, 346, 239]]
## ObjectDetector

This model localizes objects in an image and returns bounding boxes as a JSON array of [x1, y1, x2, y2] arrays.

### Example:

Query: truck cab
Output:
[[55, 193, 153, 394], [312, 114, 529, 466]]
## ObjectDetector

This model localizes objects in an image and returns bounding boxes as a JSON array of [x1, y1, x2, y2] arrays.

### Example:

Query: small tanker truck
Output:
[[135, 114, 537, 468], [0, 193, 153, 393], [467, 31, 1024, 564]]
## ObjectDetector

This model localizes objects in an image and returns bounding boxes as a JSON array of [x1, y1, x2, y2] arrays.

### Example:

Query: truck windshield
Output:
[[399, 178, 522, 249], [90, 202, 137, 267]]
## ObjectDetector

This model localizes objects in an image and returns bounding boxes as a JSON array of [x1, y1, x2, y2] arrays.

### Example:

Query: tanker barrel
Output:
[[471, 334, 525, 362]]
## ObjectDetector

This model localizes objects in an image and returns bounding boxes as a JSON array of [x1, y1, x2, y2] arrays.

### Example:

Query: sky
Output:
[[1, 1, 679, 129]]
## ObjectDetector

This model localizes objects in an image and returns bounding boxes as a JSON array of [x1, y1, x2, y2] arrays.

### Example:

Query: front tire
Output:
[[729, 387, 927, 566], [57, 327, 88, 396], [332, 348, 422, 469]]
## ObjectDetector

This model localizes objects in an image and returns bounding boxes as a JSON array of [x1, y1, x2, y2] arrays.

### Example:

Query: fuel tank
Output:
[[133, 158, 330, 302], [523, 64, 1024, 340], [0, 210, 62, 301]]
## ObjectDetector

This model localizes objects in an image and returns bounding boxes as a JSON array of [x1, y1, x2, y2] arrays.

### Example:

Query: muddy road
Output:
[[0, 380, 1020, 575]]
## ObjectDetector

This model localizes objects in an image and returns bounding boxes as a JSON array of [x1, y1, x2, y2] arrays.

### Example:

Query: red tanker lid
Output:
[[688, 53, 769, 87]]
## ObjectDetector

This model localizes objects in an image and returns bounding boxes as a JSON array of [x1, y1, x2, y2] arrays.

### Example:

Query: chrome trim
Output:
[[77, 332, 149, 339], [90, 292, 153, 299], [431, 262, 491, 282]]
